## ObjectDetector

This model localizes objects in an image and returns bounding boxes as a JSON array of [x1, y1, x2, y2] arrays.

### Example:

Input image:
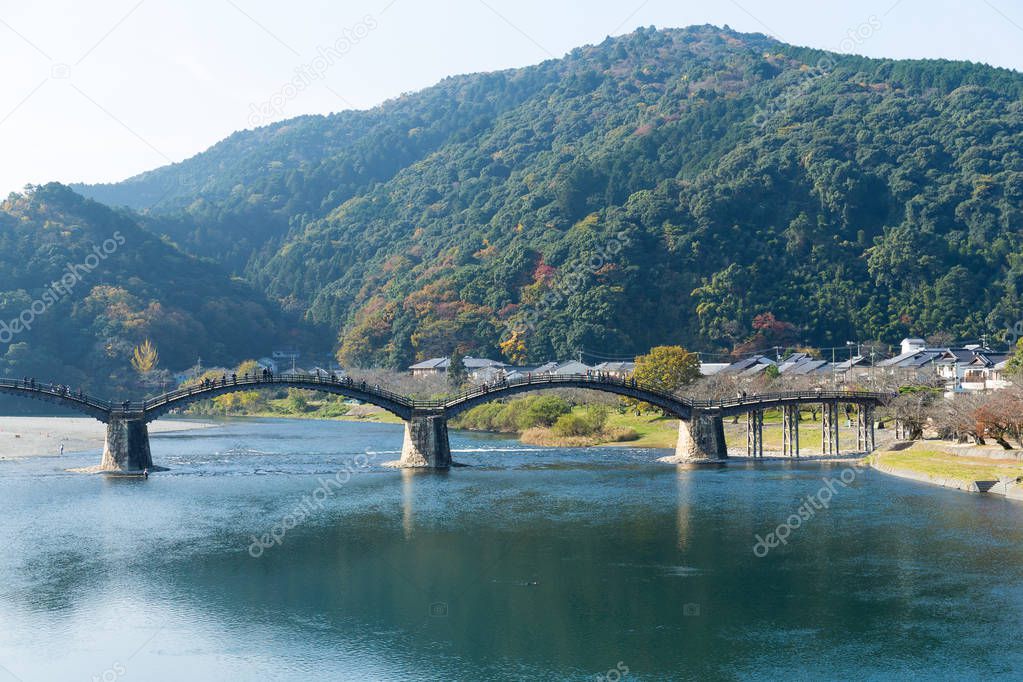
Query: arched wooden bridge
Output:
[[0, 375, 891, 472]]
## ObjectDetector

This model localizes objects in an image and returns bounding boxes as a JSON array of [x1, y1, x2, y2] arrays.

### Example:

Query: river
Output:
[[1, 418, 1022, 680]]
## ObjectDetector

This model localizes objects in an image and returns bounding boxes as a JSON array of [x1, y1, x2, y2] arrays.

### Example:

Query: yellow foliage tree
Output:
[[216, 359, 263, 413], [499, 329, 528, 365], [626, 345, 701, 414], [131, 339, 159, 375]]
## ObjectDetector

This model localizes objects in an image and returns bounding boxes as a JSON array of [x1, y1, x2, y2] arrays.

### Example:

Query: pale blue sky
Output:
[[1, 0, 1021, 196]]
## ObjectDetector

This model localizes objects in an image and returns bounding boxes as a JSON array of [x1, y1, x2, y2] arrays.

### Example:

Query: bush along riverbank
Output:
[[181, 388, 404, 423], [450, 394, 645, 447]]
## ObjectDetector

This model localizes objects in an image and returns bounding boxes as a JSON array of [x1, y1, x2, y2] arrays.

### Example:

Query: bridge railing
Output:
[[685, 389, 892, 410], [0, 372, 891, 418], [416, 375, 891, 411], [417, 373, 685, 410], [0, 377, 113, 411], [133, 372, 416, 413]]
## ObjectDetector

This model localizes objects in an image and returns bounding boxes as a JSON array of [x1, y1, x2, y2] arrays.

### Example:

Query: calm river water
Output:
[[1, 418, 1022, 680]]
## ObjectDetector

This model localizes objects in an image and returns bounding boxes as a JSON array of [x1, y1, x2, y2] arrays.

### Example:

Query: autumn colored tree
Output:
[[499, 329, 528, 365], [974, 388, 1023, 449], [626, 345, 700, 414], [131, 339, 159, 375], [213, 359, 263, 413]]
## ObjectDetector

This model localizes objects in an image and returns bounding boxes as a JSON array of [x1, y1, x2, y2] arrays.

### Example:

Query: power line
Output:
[[578, 348, 640, 362]]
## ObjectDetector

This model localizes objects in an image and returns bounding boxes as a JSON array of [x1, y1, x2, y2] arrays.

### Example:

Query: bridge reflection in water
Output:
[[0, 375, 889, 473]]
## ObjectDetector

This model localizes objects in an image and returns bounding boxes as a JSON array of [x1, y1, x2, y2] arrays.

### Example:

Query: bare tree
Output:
[[933, 392, 986, 444], [975, 387, 1023, 449], [348, 369, 448, 399], [887, 390, 940, 440]]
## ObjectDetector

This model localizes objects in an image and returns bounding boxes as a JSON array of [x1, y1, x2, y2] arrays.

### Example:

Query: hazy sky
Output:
[[1, 0, 1021, 195]]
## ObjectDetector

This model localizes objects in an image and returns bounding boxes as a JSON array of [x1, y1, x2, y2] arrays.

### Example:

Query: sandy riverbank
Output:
[[0, 416, 218, 459]]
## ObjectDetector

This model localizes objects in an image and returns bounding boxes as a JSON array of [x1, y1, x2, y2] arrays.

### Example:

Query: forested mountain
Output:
[[67, 25, 1023, 369], [0, 184, 308, 393]]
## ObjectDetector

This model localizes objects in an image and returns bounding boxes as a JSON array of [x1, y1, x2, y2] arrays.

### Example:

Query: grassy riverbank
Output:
[[869, 441, 1023, 483], [186, 394, 405, 424]]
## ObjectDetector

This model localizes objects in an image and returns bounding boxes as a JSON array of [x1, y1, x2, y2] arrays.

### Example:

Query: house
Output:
[[592, 361, 636, 378], [879, 343, 1012, 394], [776, 353, 831, 375], [900, 337, 927, 355], [503, 362, 558, 381], [776, 353, 813, 373], [720, 355, 777, 375], [308, 367, 344, 379], [409, 356, 509, 380], [548, 360, 594, 376], [877, 348, 951, 371], [831, 355, 870, 372], [699, 363, 731, 376], [528, 361, 560, 375], [409, 357, 449, 377], [782, 359, 830, 376], [956, 352, 1010, 392], [272, 349, 300, 373]]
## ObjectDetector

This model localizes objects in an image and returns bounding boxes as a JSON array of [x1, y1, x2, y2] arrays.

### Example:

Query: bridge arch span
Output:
[[691, 391, 890, 419], [0, 379, 111, 422], [439, 375, 692, 420], [139, 375, 415, 422]]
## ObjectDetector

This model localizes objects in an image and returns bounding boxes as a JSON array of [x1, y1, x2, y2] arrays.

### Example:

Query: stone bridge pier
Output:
[[664, 412, 727, 462], [100, 417, 156, 472], [398, 413, 452, 468]]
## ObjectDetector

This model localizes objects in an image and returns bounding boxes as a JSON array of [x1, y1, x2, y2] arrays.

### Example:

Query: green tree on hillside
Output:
[[448, 349, 467, 390], [1005, 338, 1023, 376]]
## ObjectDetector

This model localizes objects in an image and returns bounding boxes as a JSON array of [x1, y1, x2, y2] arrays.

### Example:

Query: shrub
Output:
[[286, 390, 313, 413], [606, 427, 640, 442], [517, 395, 572, 430], [456, 402, 507, 431], [552, 405, 608, 437], [318, 401, 350, 418]]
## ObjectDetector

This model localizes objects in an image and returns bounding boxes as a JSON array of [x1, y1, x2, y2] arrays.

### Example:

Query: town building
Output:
[[592, 361, 636, 378], [408, 357, 508, 379]]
